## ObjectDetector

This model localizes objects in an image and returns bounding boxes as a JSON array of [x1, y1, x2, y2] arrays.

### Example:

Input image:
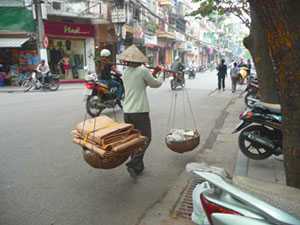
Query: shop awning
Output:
[[0, 38, 30, 48]]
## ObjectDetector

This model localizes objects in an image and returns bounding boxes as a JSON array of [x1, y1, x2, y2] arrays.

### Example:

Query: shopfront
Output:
[[0, 36, 38, 86], [0, 7, 37, 86], [44, 21, 95, 80]]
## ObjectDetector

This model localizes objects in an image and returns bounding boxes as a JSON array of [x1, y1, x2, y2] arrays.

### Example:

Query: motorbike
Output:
[[84, 72, 124, 117], [187, 67, 196, 79], [188, 165, 300, 225], [23, 70, 60, 92], [245, 79, 260, 108], [233, 101, 282, 160], [170, 71, 185, 90]]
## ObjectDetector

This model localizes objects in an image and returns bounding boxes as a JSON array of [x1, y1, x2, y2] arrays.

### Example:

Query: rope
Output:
[[166, 91, 175, 132], [185, 88, 198, 130], [183, 89, 187, 129], [172, 92, 178, 129]]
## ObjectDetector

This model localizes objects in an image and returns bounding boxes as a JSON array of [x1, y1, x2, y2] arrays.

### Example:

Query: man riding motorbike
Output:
[[170, 56, 185, 89], [34, 59, 50, 88], [171, 56, 185, 79], [98, 49, 123, 106]]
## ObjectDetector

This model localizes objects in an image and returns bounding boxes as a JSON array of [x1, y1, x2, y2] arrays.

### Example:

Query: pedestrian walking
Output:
[[230, 62, 239, 93], [118, 45, 164, 177], [216, 59, 227, 91]]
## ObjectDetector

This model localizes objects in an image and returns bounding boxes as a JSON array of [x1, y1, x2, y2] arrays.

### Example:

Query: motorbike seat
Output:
[[261, 102, 281, 114]]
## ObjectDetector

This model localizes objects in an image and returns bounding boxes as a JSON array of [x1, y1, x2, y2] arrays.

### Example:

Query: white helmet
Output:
[[100, 49, 111, 57]]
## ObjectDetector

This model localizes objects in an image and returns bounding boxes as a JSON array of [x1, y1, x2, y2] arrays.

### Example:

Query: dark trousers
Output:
[[123, 112, 152, 172], [231, 77, 238, 92], [218, 75, 225, 90]]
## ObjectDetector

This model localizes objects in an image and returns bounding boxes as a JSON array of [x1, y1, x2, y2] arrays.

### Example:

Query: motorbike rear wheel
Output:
[[86, 94, 105, 117], [239, 125, 274, 160]]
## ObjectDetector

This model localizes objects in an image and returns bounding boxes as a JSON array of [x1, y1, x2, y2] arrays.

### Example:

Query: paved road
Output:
[[0, 71, 237, 225]]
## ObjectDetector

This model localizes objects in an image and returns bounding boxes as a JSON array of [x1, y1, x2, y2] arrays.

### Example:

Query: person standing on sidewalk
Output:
[[216, 59, 227, 91], [118, 45, 164, 177], [230, 62, 239, 93]]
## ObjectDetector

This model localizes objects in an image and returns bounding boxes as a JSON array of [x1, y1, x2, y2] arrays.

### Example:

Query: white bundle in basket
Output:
[[166, 129, 196, 143]]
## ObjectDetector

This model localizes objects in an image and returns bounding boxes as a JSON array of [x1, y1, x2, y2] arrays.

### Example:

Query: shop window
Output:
[[47, 39, 86, 79]]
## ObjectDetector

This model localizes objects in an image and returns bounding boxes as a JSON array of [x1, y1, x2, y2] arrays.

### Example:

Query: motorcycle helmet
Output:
[[100, 49, 111, 57]]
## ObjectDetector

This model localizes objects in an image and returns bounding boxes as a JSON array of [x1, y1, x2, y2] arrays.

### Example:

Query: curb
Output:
[[234, 150, 249, 177], [0, 84, 84, 93]]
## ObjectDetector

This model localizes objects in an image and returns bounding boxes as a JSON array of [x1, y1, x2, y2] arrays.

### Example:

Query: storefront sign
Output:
[[112, 8, 126, 23], [44, 21, 95, 37], [144, 34, 157, 45]]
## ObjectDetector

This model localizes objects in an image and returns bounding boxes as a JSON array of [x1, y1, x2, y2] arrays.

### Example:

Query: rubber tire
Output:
[[245, 92, 258, 108], [86, 94, 105, 117], [239, 125, 274, 160], [48, 80, 60, 91], [23, 80, 33, 92]]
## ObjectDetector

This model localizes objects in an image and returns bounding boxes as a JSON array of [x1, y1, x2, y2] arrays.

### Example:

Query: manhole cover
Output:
[[175, 178, 204, 219]]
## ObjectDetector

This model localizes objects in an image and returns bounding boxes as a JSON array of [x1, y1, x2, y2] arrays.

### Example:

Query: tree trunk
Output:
[[244, 4, 279, 104], [250, 0, 300, 188]]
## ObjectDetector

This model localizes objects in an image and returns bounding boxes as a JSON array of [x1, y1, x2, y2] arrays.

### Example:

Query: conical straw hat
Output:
[[117, 45, 148, 63]]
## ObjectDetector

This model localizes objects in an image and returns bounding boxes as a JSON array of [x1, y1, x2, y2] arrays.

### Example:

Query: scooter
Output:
[[245, 79, 260, 108], [188, 165, 300, 225], [170, 71, 185, 90], [233, 102, 282, 160], [187, 67, 196, 79], [84, 72, 124, 117]]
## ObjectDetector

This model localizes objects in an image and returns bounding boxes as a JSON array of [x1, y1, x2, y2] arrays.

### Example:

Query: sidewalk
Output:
[[0, 83, 84, 93], [138, 91, 294, 225]]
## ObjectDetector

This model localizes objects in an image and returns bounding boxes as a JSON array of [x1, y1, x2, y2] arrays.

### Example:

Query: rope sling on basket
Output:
[[165, 88, 200, 153], [72, 112, 146, 169]]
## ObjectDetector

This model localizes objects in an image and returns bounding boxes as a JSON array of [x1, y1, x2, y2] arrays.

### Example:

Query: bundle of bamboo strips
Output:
[[72, 116, 146, 169]]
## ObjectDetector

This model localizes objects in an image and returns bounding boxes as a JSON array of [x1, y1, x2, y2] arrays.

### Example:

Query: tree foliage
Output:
[[190, 0, 250, 28]]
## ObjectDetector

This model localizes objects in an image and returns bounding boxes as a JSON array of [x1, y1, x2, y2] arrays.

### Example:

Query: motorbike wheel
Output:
[[239, 125, 274, 160], [245, 92, 258, 108], [23, 80, 33, 92], [48, 80, 60, 91], [86, 94, 105, 117], [170, 80, 176, 90]]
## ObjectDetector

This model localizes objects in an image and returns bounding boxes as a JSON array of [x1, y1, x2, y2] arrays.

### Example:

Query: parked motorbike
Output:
[[245, 79, 260, 108], [23, 70, 60, 92], [170, 71, 185, 90], [233, 102, 282, 160], [188, 165, 300, 225], [84, 72, 124, 117]]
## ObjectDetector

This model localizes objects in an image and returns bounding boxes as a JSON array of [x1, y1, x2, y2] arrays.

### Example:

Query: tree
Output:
[[191, 0, 280, 103], [249, 0, 300, 188], [192, 0, 300, 188]]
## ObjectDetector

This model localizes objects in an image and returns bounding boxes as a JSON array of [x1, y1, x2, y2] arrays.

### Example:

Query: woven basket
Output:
[[81, 138, 146, 169], [82, 148, 130, 169], [165, 130, 200, 153]]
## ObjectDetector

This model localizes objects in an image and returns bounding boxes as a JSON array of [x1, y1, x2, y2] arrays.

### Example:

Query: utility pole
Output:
[[34, 0, 47, 62]]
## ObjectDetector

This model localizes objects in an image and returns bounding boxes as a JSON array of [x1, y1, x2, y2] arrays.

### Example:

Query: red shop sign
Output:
[[44, 21, 95, 37]]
